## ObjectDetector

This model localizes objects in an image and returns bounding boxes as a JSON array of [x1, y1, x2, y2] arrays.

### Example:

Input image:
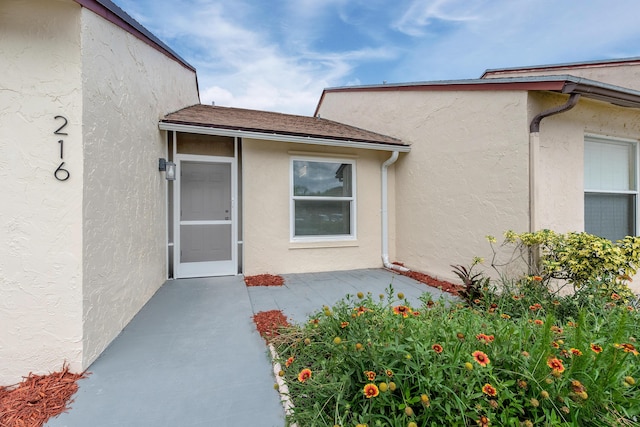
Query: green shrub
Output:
[[272, 230, 640, 426], [273, 287, 640, 426]]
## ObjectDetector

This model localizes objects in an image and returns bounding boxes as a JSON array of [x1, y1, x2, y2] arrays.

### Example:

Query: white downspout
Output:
[[381, 151, 409, 272]]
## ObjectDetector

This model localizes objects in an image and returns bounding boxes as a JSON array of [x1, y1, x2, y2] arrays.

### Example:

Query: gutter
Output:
[[528, 93, 581, 233], [381, 151, 409, 272]]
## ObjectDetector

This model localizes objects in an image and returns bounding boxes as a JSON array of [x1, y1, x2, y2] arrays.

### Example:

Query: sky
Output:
[[111, 0, 640, 116]]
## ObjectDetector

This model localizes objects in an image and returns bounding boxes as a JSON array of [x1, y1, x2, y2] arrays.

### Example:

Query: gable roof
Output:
[[160, 104, 409, 152], [74, 0, 195, 72], [315, 75, 640, 116]]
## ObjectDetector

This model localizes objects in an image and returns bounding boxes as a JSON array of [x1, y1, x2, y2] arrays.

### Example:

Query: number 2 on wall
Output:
[[54, 115, 70, 181]]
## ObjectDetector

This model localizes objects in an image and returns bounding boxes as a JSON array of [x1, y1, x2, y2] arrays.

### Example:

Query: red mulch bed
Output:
[[244, 274, 284, 287], [391, 262, 464, 296], [0, 364, 87, 427], [252, 310, 291, 341]]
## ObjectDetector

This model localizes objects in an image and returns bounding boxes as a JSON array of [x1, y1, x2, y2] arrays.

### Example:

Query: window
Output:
[[291, 157, 355, 240], [584, 136, 638, 241]]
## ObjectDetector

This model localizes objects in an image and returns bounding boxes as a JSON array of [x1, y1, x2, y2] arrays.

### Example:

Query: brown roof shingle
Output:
[[161, 104, 407, 148]]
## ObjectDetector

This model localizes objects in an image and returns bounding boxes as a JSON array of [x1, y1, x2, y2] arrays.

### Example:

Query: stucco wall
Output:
[[317, 90, 531, 282], [0, 0, 84, 384], [242, 139, 395, 275], [80, 8, 199, 366]]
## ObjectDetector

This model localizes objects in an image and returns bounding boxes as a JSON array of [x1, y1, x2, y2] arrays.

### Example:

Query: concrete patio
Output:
[[46, 269, 453, 427]]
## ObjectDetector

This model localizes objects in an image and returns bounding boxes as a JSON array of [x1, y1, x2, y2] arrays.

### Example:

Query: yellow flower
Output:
[[464, 362, 474, 371], [378, 382, 388, 392], [333, 337, 342, 345], [420, 394, 430, 407]]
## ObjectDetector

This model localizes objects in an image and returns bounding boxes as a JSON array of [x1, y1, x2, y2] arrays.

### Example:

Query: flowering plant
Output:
[[273, 283, 639, 426]]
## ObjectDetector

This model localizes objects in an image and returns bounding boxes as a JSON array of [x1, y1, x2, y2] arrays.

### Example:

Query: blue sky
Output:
[[112, 0, 640, 116]]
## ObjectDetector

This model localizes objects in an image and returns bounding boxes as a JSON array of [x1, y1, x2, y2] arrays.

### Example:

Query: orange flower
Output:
[[354, 306, 369, 316], [570, 348, 583, 356], [472, 350, 490, 367], [297, 368, 312, 382], [385, 369, 394, 377], [476, 415, 490, 427], [476, 333, 495, 344], [532, 276, 543, 282], [534, 319, 544, 325], [364, 370, 376, 381], [393, 305, 411, 318], [590, 343, 603, 354], [363, 383, 379, 398], [412, 311, 420, 316], [529, 303, 543, 311], [482, 383, 497, 397], [340, 321, 349, 328], [285, 356, 295, 367], [615, 343, 639, 356], [432, 343, 444, 354], [551, 325, 563, 334], [611, 293, 621, 300], [547, 357, 565, 373]]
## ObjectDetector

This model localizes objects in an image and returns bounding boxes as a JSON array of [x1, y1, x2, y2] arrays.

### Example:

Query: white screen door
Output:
[[175, 159, 236, 277]]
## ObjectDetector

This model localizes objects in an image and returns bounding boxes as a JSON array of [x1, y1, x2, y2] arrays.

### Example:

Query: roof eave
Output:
[[315, 76, 640, 114], [158, 121, 411, 152], [564, 81, 640, 108]]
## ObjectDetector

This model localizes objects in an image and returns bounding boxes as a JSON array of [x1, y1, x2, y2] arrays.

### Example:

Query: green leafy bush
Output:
[[273, 287, 639, 426], [272, 230, 640, 426]]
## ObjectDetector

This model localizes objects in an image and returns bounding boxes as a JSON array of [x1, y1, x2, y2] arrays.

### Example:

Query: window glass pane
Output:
[[293, 161, 352, 197], [294, 200, 350, 236], [585, 193, 635, 241], [585, 140, 635, 191]]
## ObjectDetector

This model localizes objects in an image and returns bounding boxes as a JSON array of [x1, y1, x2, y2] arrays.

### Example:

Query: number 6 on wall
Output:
[[54, 162, 70, 181]]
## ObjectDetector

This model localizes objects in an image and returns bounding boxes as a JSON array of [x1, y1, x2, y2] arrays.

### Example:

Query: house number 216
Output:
[[53, 115, 70, 181]]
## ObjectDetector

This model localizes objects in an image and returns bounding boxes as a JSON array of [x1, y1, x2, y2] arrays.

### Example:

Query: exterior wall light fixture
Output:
[[158, 158, 176, 181]]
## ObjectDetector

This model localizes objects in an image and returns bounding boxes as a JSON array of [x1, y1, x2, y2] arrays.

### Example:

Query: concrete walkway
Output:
[[47, 269, 452, 427]]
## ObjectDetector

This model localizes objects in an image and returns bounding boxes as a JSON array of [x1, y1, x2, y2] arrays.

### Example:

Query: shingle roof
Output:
[[161, 104, 408, 149]]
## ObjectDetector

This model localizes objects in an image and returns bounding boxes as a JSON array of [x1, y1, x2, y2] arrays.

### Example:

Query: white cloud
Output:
[[112, 0, 640, 115], [393, 0, 481, 37]]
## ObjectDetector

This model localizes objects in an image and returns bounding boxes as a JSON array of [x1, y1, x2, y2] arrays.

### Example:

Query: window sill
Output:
[[289, 240, 359, 249]]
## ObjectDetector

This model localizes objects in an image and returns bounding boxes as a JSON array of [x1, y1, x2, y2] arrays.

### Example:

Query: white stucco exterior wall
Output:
[[318, 90, 531, 283], [80, 8, 199, 366], [0, 0, 84, 384], [242, 139, 394, 275]]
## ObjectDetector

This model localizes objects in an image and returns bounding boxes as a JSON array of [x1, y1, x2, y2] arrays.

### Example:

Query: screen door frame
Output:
[[173, 154, 237, 278]]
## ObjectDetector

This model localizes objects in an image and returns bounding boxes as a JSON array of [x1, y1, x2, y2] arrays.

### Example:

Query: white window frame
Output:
[[584, 134, 639, 240], [290, 156, 357, 242]]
